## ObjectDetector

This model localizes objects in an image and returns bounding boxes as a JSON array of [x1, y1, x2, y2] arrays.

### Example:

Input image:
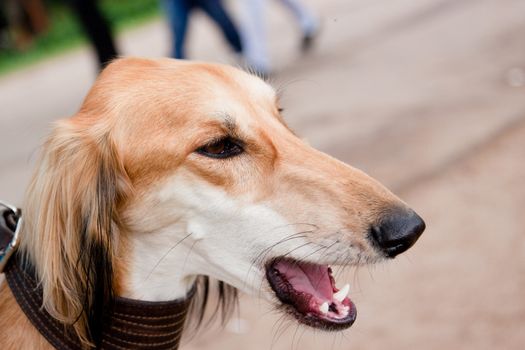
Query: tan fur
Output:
[[15, 119, 132, 346], [0, 57, 409, 348], [0, 280, 51, 349]]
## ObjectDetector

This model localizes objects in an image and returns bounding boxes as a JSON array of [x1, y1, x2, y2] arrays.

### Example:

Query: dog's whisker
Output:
[[270, 312, 287, 340], [268, 222, 320, 232], [291, 322, 302, 350], [316, 239, 340, 262], [181, 240, 198, 276], [271, 314, 293, 350], [243, 230, 315, 291], [334, 250, 351, 281], [297, 325, 308, 350], [293, 242, 330, 265], [256, 241, 321, 300], [251, 232, 308, 265], [241, 222, 323, 291], [252, 242, 324, 297], [142, 232, 192, 284]]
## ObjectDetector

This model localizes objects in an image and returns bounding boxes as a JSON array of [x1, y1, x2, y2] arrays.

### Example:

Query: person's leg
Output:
[[20, 0, 48, 35], [162, 0, 191, 58], [278, 0, 317, 35], [240, 0, 270, 75], [67, 0, 117, 68], [0, 3, 10, 49], [197, 0, 242, 54]]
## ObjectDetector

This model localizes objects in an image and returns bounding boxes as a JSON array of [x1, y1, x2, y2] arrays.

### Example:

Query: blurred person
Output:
[[241, 0, 319, 76], [2, 0, 48, 50], [20, 0, 48, 34], [162, 0, 243, 59], [0, 4, 9, 49], [66, 0, 118, 69]]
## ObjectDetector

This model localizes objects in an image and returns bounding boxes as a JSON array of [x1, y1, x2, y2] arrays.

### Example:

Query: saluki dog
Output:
[[0, 58, 425, 349]]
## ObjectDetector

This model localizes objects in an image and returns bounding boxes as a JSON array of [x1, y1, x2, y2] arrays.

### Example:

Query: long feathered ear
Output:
[[21, 119, 130, 347]]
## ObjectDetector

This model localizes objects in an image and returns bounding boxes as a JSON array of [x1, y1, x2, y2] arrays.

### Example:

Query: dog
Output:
[[0, 57, 425, 349]]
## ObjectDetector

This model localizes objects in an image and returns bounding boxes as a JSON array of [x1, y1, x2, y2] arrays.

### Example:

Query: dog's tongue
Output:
[[274, 260, 334, 301]]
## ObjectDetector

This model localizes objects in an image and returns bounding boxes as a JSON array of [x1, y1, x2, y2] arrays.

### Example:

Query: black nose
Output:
[[370, 209, 425, 258]]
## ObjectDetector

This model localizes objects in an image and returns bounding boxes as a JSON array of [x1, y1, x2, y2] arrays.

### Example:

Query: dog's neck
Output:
[[121, 224, 207, 301], [120, 217, 260, 302], [121, 231, 198, 301]]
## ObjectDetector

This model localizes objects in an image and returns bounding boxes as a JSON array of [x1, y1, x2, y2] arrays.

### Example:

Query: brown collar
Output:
[[1, 203, 194, 350]]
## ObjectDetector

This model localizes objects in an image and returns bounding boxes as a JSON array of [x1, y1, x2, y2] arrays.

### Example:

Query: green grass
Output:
[[0, 0, 161, 75]]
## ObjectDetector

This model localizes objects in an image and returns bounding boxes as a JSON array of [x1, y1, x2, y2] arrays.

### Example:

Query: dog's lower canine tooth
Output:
[[333, 284, 350, 302], [319, 301, 329, 314]]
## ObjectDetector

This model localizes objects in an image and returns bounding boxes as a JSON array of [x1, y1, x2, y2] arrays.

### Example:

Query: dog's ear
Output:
[[21, 118, 131, 346]]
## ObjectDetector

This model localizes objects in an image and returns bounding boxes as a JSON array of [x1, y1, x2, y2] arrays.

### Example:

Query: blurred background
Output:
[[1, 0, 524, 349]]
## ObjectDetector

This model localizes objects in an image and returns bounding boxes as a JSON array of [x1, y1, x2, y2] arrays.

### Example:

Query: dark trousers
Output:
[[68, 0, 117, 68], [163, 0, 243, 59]]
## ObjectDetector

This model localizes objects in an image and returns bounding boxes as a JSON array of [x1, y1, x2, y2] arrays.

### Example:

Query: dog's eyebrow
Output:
[[223, 115, 237, 133], [211, 114, 244, 139]]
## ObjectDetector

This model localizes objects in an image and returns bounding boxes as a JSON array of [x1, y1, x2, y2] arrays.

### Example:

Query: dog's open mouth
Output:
[[266, 258, 356, 330]]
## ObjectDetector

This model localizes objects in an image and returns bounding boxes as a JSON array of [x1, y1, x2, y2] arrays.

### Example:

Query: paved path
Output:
[[1, 0, 524, 349]]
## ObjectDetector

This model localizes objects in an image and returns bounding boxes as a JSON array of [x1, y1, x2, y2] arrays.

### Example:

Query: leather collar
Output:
[[1, 203, 194, 350]]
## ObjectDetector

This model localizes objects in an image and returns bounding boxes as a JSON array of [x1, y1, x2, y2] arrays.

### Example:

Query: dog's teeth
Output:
[[333, 283, 350, 302], [319, 301, 329, 314]]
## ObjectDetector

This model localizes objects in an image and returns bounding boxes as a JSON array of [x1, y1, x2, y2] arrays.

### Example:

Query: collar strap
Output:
[[0, 200, 21, 273], [1, 203, 194, 350]]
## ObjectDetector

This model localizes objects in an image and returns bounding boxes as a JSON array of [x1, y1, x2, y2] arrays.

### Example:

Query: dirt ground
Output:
[[1, 0, 524, 349]]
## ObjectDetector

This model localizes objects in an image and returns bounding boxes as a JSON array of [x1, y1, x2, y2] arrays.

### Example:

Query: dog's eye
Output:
[[196, 137, 244, 159]]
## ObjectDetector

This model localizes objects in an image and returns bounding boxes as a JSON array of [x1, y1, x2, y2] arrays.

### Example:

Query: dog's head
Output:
[[21, 58, 424, 345]]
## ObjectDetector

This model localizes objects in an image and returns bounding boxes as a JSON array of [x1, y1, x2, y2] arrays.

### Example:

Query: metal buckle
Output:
[[0, 200, 22, 273]]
